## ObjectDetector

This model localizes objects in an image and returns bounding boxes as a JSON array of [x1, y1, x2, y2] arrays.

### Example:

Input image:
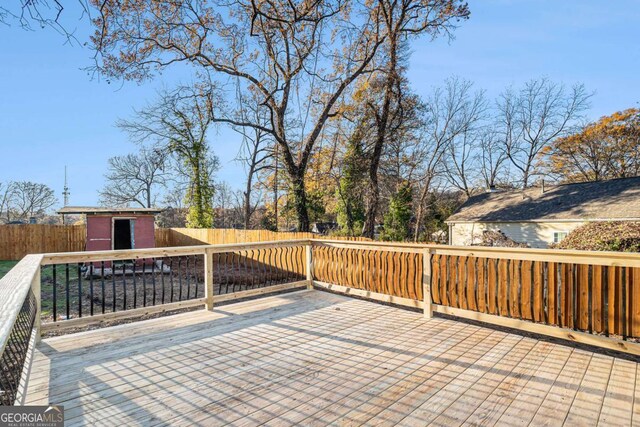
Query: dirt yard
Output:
[[39, 254, 304, 322]]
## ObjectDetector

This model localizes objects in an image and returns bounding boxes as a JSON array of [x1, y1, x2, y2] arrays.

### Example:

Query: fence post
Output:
[[423, 248, 432, 319], [204, 248, 214, 311], [306, 243, 313, 290]]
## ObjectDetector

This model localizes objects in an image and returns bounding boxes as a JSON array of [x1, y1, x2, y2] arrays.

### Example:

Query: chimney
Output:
[[541, 179, 545, 194]]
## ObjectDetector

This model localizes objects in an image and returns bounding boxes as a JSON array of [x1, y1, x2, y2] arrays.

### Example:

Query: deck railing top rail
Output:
[[314, 239, 640, 267], [0, 254, 41, 405], [40, 239, 313, 265], [0, 254, 41, 356]]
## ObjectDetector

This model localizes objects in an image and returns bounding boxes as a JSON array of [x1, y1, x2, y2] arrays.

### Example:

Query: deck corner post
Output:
[[306, 243, 313, 290], [423, 248, 433, 319], [204, 248, 214, 311]]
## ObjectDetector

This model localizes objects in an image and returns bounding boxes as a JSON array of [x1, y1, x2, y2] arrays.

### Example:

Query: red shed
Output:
[[58, 206, 162, 252]]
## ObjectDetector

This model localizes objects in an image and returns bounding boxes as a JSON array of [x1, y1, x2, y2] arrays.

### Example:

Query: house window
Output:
[[553, 231, 568, 244]]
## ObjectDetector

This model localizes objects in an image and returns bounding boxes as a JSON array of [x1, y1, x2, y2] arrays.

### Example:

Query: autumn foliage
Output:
[[544, 108, 640, 182], [553, 221, 640, 252]]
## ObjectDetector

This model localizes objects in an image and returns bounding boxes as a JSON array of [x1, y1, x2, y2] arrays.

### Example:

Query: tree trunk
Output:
[[244, 169, 253, 229], [146, 183, 152, 208], [413, 182, 430, 242], [291, 171, 310, 232], [187, 155, 212, 228], [413, 173, 436, 242], [244, 191, 251, 229], [193, 161, 204, 226], [362, 173, 380, 238], [362, 30, 398, 239]]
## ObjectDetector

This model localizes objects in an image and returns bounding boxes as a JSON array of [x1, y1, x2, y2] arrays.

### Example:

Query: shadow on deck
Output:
[[25, 290, 640, 426]]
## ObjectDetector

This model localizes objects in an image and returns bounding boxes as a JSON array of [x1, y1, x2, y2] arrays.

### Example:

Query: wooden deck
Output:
[[25, 289, 640, 426]]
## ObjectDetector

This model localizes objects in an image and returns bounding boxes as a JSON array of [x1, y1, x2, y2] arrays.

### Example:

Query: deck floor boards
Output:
[[25, 289, 640, 426]]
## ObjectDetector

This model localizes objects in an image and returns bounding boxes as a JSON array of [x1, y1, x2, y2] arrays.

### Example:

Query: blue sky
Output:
[[0, 0, 638, 208]]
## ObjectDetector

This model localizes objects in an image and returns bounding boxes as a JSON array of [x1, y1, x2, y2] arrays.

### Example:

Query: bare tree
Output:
[[11, 181, 57, 220], [233, 91, 273, 229], [0, 181, 16, 223], [478, 128, 508, 189], [157, 182, 189, 227], [214, 181, 243, 228], [118, 86, 218, 228], [0, 1, 90, 43], [413, 78, 482, 241], [380, 105, 424, 196], [441, 79, 488, 196], [498, 78, 591, 188], [360, 1, 470, 238], [99, 148, 167, 208], [91, 0, 468, 232], [443, 130, 477, 196], [256, 143, 287, 231]]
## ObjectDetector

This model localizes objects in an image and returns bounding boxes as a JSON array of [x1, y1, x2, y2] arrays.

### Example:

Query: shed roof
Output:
[[57, 206, 163, 215], [446, 176, 640, 223]]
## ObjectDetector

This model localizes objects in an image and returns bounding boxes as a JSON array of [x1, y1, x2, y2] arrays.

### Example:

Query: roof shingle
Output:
[[447, 176, 640, 223]]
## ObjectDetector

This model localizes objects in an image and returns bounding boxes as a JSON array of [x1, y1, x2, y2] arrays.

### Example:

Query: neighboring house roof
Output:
[[447, 176, 640, 223], [57, 206, 163, 215]]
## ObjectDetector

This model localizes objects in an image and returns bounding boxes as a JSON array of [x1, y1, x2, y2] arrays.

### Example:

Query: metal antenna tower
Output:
[[63, 166, 70, 206]]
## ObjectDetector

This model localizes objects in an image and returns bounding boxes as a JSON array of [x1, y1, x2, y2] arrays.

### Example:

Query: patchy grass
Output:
[[39, 264, 81, 319], [38, 258, 204, 322], [0, 260, 18, 280]]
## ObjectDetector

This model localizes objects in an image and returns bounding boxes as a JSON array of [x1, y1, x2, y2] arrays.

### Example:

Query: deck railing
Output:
[[311, 240, 425, 307], [40, 248, 207, 326], [0, 255, 41, 405], [38, 240, 309, 332], [3, 238, 640, 405]]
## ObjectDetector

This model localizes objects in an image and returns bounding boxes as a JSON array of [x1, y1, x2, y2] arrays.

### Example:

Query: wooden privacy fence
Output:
[[310, 240, 640, 355], [155, 227, 370, 247], [0, 225, 85, 260], [0, 225, 367, 260]]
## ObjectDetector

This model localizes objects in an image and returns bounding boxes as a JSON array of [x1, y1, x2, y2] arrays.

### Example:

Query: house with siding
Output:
[[446, 176, 640, 248]]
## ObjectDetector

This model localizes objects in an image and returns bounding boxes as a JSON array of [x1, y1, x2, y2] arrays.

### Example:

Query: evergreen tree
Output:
[[381, 182, 413, 241], [336, 131, 367, 235]]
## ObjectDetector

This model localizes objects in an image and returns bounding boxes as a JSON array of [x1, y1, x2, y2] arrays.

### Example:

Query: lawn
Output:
[[0, 260, 18, 280], [0, 260, 76, 318]]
